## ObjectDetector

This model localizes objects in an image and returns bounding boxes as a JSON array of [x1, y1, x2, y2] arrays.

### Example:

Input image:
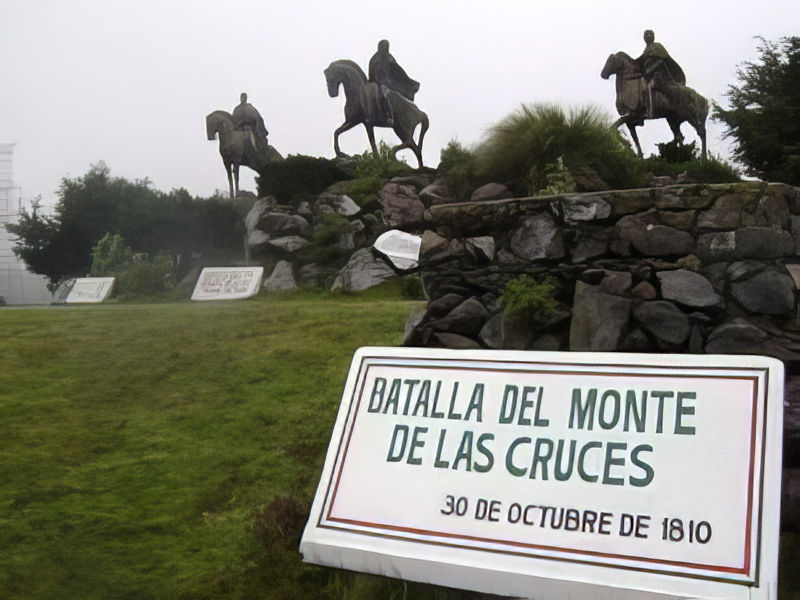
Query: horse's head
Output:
[[205, 113, 218, 140], [205, 110, 234, 140], [600, 53, 617, 80], [601, 51, 635, 80], [324, 65, 340, 98], [324, 60, 367, 99]]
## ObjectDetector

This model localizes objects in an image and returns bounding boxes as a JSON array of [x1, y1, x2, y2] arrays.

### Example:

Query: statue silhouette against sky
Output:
[[231, 92, 269, 153], [601, 30, 707, 158], [206, 93, 281, 198], [634, 30, 686, 119], [324, 40, 428, 167], [366, 40, 420, 126]]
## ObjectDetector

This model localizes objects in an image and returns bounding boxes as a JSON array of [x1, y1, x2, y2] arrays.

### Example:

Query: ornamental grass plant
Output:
[[476, 103, 643, 195]]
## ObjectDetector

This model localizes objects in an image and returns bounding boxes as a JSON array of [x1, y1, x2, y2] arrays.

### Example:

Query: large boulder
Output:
[[696, 194, 741, 230], [315, 193, 361, 217], [379, 183, 425, 228], [656, 269, 724, 308], [730, 269, 796, 315], [419, 180, 454, 206], [569, 281, 632, 351], [509, 213, 565, 261], [266, 236, 310, 254], [429, 296, 489, 337], [615, 210, 695, 256], [465, 236, 496, 262], [245, 197, 277, 234], [562, 196, 612, 224], [256, 212, 311, 237], [263, 261, 297, 292], [471, 183, 511, 202], [331, 248, 396, 291], [632, 301, 690, 346]]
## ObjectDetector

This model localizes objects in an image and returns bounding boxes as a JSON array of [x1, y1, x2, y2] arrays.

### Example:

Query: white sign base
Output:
[[191, 267, 263, 301], [300, 348, 783, 599]]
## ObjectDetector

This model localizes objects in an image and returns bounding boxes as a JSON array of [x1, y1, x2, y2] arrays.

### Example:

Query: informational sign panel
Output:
[[373, 230, 421, 271], [301, 348, 783, 600], [65, 277, 115, 303], [191, 267, 263, 301]]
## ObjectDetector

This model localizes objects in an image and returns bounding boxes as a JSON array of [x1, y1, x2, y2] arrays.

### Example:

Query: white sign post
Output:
[[301, 347, 783, 599], [190, 267, 263, 301]]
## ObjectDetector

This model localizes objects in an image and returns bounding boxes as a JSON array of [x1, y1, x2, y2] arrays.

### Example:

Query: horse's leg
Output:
[[666, 116, 684, 146], [225, 161, 234, 199], [611, 116, 627, 129], [415, 113, 429, 169], [333, 121, 359, 157], [233, 163, 240, 198], [690, 117, 708, 159], [365, 125, 379, 156], [626, 121, 643, 158]]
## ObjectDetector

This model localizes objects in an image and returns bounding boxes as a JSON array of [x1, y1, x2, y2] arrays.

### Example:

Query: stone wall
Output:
[[403, 182, 800, 517]]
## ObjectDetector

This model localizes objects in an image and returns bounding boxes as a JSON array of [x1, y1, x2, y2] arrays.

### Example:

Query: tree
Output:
[[6, 163, 244, 290], [713, 36, 800, 185]]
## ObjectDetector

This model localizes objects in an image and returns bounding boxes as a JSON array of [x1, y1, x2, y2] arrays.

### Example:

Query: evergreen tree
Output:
[[713, 36, 800, 184]]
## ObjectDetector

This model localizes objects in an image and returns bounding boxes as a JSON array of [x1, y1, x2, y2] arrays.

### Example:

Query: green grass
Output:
[[0, 291, 430, 600], [1, 290, 796, 599]]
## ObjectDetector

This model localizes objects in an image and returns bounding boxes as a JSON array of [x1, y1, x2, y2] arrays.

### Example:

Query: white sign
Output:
[[65, 277, 115, 303], [301, 348, 783, 600], [191, 267, 263, 301], [373, 230, 421, 271]]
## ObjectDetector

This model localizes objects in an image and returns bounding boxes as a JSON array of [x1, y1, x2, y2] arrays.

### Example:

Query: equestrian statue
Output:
[[601, 30, 707, 158], [206, 93, 282, 198], [324, 40, 428, 168]]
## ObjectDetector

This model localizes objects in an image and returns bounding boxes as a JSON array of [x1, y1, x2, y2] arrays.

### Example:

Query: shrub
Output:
[[89, 232, 132, 276], [115, 255, 175, 298], [477, 103, 643, 195], [255, 155, 351, 203], [352, 142, 413, 179], [501, 275, 559, 326], [538, 157, 577, 195], [641, 152, 740, 183], [343, 175, 384, 211], [656, 140, 699, 163], [437, 140, 480, 201], [296, 213, 352, 267], [89, 233, 178, 299]]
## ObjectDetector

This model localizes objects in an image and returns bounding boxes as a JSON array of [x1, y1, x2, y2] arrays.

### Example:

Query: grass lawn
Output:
[[0, 289, 796, 599], [0, 289, 451, 600]]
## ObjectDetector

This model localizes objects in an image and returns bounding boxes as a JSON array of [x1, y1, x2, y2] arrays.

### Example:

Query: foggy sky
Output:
[[2, 0, 797, 208]]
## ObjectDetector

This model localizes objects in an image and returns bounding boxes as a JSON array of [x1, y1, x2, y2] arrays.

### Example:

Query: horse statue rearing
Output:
[[205, 110, 283, 199], [324, 59, 429, 168], [601, 51, 708, 158]]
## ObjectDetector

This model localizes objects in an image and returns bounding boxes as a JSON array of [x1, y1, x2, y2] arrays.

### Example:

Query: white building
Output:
[[0, 144, 52, 304]]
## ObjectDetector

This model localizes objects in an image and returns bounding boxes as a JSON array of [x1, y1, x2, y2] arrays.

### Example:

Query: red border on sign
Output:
[[319, 356, 764, 584]]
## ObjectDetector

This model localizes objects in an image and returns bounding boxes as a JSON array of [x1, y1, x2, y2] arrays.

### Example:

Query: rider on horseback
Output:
[[367, 40, 420, 127], [232, 92, 269, 153], [634, 30, 686, 121]]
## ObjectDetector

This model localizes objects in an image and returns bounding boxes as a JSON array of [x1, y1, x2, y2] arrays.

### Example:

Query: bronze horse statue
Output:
[[601, 51, 708, 158], [205, 110, 283, 198], [324, 59, 429, 168]]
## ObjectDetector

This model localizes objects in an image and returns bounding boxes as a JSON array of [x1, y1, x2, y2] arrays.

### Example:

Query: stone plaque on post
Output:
[[191, 267, 263, 301], [301, 347, 783, 599]]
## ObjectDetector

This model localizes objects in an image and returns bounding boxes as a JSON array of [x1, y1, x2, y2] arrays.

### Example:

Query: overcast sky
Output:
[[2, 0, 797, 208]]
